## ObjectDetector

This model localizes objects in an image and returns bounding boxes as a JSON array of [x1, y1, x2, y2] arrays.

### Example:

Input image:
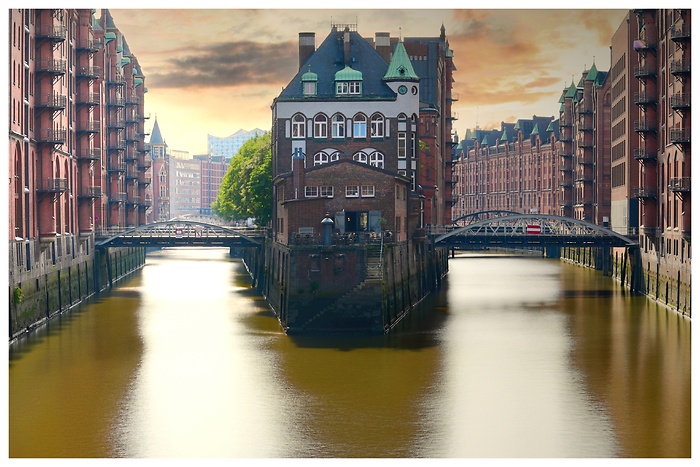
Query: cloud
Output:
[[146, 40, 299, 89]]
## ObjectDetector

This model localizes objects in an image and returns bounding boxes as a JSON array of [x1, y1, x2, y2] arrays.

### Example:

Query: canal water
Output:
[[9, 247, 691, 458]]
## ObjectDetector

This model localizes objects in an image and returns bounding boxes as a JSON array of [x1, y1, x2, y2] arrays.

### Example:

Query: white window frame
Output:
[[353, 151, 368, 164], [361, 185, 375, 197], [303, 81, 316, 96], [349, 81, 361, 94], [305, 186, 319, 197], [345, 185, 359, 198], [314, 152, 329, 166], [332, 114, 345, 138], [292, 114, 305, 139], [370, 114, 384, 138], [398, 132, 407, 158], [336, 81, 349, 95], [314, 114, 327, 138], [369, 152, 384, 169], [353, 114, 367, 138]]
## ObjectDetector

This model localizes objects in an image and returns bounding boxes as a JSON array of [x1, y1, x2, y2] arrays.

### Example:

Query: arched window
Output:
[[369, 151, 384, 169], [314, 151, 329, 166], [370, 114, 384, 138], [332, 114, 345, 139], [292, 114, 306, 139], [353, 114, 367, 139], [314, 114, 327, 139], [353, 151, 368, 164], [330, 151, 340, 162]]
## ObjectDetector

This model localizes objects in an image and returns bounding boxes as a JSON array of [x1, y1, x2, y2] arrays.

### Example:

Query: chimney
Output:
[[343, 26, 351, 66], [375, 32, 391, 62], [292, 147, 305, 199], [299, 32, 315, 69]]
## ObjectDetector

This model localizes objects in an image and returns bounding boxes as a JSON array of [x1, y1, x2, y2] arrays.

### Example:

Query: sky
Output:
[[101, 5, 628, 154]]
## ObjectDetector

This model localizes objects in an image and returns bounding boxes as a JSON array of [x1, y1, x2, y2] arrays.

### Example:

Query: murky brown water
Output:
[[9, 248, 691, 458]]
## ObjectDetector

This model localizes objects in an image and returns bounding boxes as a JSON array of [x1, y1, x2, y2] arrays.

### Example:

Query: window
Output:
[[371, 114, 384, 137], [398, 132, 407, 158], [369, 152, 384, 169], [353, 152, 368, 164], [314, 114, 327, 138], [319, 186, 334, 197], [346, 185, 359, 197], [337, 81, 362, 95], [361, 185, 375, 197], [292, 114, 305, 139], [303, 81, 316, 96], [305, 186, 319, 197], [332, 114, 345, 138], [353, 114, 367, 138], [314, 151, 329, 166]]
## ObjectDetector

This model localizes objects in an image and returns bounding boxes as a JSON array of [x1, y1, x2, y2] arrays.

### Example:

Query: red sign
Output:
[[526, 225, 541, 235]]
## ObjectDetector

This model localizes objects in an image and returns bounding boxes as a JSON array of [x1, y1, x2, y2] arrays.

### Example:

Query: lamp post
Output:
[[321, 212, 334, 245]]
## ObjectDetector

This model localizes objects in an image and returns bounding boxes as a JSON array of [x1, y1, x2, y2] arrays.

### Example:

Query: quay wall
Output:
[[561, 246, 691, 317], [247, 238, 448, 334], [8, 235, 145, 341]]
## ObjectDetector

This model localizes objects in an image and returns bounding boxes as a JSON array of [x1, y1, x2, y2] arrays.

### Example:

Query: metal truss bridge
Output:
[[431, 213, 639, 249], [95, 220, 265, 249]]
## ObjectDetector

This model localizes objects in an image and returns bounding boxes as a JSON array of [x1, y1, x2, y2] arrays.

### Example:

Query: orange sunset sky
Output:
[[21, 3, 634, 155]]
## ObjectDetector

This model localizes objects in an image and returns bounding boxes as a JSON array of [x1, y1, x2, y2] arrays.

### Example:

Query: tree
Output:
[[212, 132, 272, 226]]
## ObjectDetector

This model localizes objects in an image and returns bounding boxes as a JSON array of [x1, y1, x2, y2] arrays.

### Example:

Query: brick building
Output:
[[9, 8, 150, 270], [271, 24, 437, 243], [451, 116, 560, 220]]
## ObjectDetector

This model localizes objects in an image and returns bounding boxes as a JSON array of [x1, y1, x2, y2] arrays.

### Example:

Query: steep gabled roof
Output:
[[149, 118, 165, 145], [278, 28, 395, 101], [383, 40, 419, 82]]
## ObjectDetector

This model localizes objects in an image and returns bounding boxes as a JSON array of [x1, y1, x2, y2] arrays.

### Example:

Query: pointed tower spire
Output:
[[383, 39, 419, 82], [149, 117, 165, 145]]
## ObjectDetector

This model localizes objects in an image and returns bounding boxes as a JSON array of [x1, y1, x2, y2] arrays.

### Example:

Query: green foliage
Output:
[[212, 132, 272, 226], [12, 286, 23, 305]]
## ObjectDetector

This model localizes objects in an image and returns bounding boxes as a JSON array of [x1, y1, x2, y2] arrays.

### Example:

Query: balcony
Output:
[[559, 162, 573, 172], [559, 180, 573, 188], [577, 107, 592, 115], [126, 94, 140, 105], [140, 198, 153, 207], [76, 65, 101, 79], [139, 176, 152, 186], [76, 148, 100, 161], [76, 120, 100, 134], [107, 118, 125, 129], [448, 92, 459, 102], [106, 96, 125, 107], [76, 92, 100, 106], [126, 168, 139, 180], [634, 148, 657, 162], [670, 59, 691, 76], [35, 23, 66, 41], [670, 24, 690, 42], [108, 163, 127, 173], [575, 173, 592, 183], [109, 192, 127, 203], [107, 140, 126, 151], [634, 92, 656, 106], [37, 178, 68, 193], [634, 120, 656, 134], [36, 128, 66, 145], [76, 38, 102, 52], [574, 197, 593, 206], [559, 151, 573, 158], [126, 196, 141, 206], [138, 157, 152, 170], [35, 93, 67, 110], [669, 177, 690, 193], [125, 150, 139, 162], [576, 156, 593, 165], [670, 128, 690, 144], [78, 186, 101, 199], [633, 187, 657, 199], [634, 65, 656, 79], [670, 93, 690, 111], [107, 75, 126, 86], [447, 112, 458, 121], [35, 58, 67, 75], [633, 39, 656, 52]]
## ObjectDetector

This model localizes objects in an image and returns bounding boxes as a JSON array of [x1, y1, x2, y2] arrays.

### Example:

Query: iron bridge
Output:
[[95, 220, 265, 249], [431, 214, 639, 249]]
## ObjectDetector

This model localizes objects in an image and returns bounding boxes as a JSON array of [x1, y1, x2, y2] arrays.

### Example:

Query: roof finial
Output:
[[399, 27, 402, 41]]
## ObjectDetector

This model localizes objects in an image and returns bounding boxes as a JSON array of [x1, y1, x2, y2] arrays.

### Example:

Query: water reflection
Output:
[[8, 248, 691, 458]]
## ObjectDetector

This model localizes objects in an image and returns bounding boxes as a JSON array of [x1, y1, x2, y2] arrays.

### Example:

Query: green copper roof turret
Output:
[[585, 62, 599, 82], [335, 65, 363, 81], [383, 40, 419, 82]]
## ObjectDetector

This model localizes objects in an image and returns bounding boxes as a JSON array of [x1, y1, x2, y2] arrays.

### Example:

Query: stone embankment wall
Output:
[[561, 246, 691, 317], [8, 235, 145, 341], [251, 238, 448, 334]]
